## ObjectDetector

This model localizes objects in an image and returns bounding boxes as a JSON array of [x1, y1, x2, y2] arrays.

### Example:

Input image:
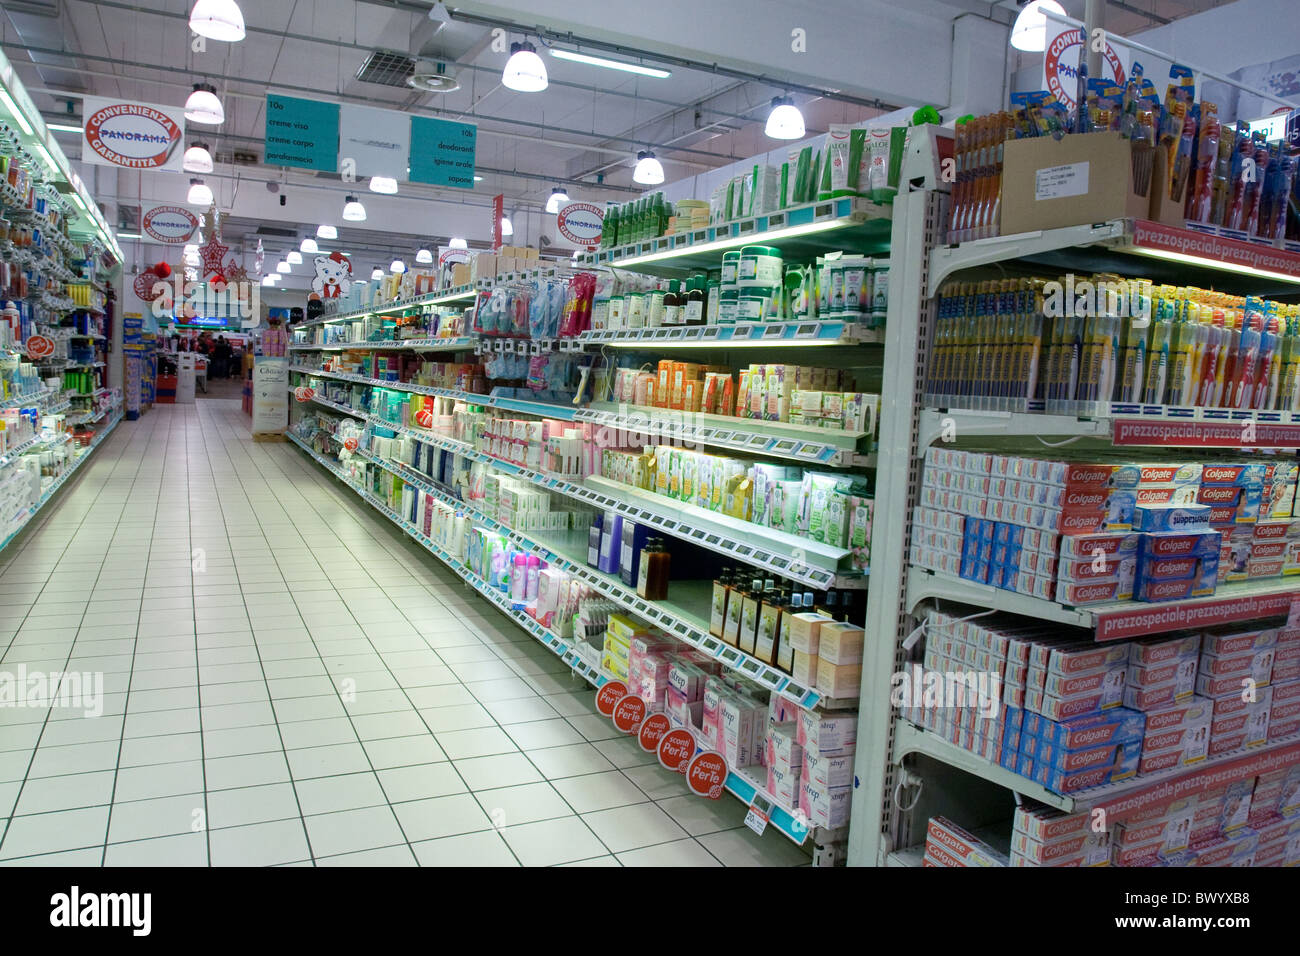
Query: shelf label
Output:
[[595, 680, 627, 716], [1095, 588, 1300, 641], [744, 796, 773, 836], [638, 713, 672, 753], [657, 728, 696, 774], [686, 751, 728, 800], [612, 694, 647, 734]]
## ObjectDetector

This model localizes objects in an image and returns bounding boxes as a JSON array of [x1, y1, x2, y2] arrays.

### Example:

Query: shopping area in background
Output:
[[284, 20, 1300, 865]]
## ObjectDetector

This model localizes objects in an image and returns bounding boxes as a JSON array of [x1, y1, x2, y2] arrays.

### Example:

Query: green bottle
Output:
[[603, 202, 618, 249]]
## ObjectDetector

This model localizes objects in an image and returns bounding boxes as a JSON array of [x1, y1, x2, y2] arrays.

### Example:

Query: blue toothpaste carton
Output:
[[1132, 503, 1212, 533]]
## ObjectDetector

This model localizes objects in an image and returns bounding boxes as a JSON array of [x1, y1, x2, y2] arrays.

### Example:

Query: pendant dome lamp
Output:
[[189, 0, 246, 43], [184, 83, 224, 125], [183, 141, 214, 173], [502, 41, 547, 92], [1010, 0, 1066, 53], [633, 150, 664, 185]]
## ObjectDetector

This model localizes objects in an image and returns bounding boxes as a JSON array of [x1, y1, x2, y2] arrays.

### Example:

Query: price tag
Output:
[[744, 796, 772, 836]]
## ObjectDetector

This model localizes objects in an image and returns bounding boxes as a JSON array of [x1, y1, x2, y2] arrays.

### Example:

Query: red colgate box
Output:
[[1054, 462, 1117, 487], [1196, 485, 1243, 507], [1010, 828, 1110, 864], [1136, 555, 1200, 580], [1136, 576, 1194, 602], [1272, 660, 1300, 683], [1202, 627, 1277, 657], [1272, 679, 1300, 704], [1250, 541, 1288, 559], [1136, 486, 1199, 506], [1127, 657, 1196, 688], [1279, 626, 1300, 647], [1207, 504, 1239, 527], [1057, 555, 1137, 583], [1012, 805, 1089, 842], [1057, 510, 1109, 534], [1111, 838, 1165, 867], [1248, 557, 1284, 579], [1043, 666, 1127, 700], [1140, 530, 1221, 559], [1059, 531, 1141, 559], [1268, 717, 1300, 740], [1055, 580, 1125, 605], [1199, 647, 1276, 683], [1277, 644, 1300, 665], [925, 816, 1009, 867], [1035, 691, 1114, 721], [1110, 463, 1202, 489], [1131, 633, 1202, 666], [1210, 685, 1273, 716], [1039, 707, 1146, 749], [1270, 698, 1300, 726], [1123, 681, 1182, 711], [1199, 463, 1269, 487], [1252, 520, 1300, 541], [1046, 642, 1130, 677], [1208, 730, 1248, 756], [1197, 670, 1270, 698]]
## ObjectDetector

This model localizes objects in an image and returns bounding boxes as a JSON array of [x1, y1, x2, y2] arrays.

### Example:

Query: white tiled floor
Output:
[[0, 400, 810, 867]]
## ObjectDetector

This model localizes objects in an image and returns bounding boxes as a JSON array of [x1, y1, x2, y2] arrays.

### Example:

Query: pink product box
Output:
[[665, 686, 704, 731], [798, 711, 858, 755], [799, 781, 852, 829], [766, 764, 801, 808], [766, 721, 802, 774], [802, 749, 854, 789]]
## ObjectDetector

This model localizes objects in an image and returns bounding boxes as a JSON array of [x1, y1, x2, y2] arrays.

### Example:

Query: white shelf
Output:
[[920, 406, 1300, 451], [288, 337, 475, 352], [301, 393, 864, 588], [0, 410, 122, 553], [908, 566, 1300, 642], [287, 431, 816, 846], [300, 285, 479, 330], [928, 217, 1300, 296], [332, 437, 844, 713], [573, 320, 882, 350]]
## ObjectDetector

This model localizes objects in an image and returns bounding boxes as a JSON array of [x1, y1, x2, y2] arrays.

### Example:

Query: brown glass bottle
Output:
[[683, 276, 706, 326]]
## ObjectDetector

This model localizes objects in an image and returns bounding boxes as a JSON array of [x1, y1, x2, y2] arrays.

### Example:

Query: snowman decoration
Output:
[[312, 252, 352, 299]]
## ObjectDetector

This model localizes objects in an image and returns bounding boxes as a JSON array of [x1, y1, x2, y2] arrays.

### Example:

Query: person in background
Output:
[[212, 335, 233, 379]]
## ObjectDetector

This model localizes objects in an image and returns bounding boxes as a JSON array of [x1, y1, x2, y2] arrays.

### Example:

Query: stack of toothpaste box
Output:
[[922, 816, 1009, 867], [911, 449, 1300, 606], [910, 610, 1300, 799]]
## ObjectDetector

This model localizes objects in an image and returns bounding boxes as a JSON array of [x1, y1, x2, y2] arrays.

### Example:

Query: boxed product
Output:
[[798, 710, 858, 755], [924, 816, 1009, 867]]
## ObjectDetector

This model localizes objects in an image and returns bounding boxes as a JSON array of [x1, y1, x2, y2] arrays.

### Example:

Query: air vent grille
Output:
[[356, 50, 416, 88]]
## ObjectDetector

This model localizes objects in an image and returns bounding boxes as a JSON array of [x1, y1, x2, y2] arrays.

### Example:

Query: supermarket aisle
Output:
[[0, 401, 809, 867]]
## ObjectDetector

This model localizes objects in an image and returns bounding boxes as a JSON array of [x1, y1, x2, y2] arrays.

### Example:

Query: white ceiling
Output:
[[0, 0, 1240, 276]]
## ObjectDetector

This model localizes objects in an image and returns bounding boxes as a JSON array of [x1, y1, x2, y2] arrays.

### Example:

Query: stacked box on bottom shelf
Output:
[[923, 817, 1009, 867]]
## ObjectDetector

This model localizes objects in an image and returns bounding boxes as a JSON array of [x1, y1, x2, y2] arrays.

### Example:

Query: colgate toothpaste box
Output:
[[1200, 463, 1269, 488], [1135, 486, 1200, 506], [1248, 557, 1284, 579], [1047, 642, 1130, 677], [1042, 665, 1127, 702], [1196, 484, 1243, 507], [1037, 744, 1139, 791], [1202, 627, 1278, 657], [1059, 531, 1141, 559], [1010, 828, 1111, 865], [1141, 529, 1222, 559], [1133, 503, 1212, 533], [1040, 707, 1146, 749], [1199, 647, 1276, 684], [1124, 680, 1191, 711], [1056, 580, 1128, 605], [1136, 575, 1195, 603], [1110, 463, 1203, 489], [1012, 804, 1089, 842], [1057, 554, 1138, 583], [1249, 540, 1288, 560], [1252, 518, 1300, 541], [1135, 554, 1200, 581], [924, 816, 1009, 867], [1131, 633, 1202, 666], [1197, 669, 1271, 698], [1127, 655, 1199, 691]]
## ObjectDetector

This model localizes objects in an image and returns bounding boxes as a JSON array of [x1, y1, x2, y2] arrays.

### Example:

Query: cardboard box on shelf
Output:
[[1000, 132, 1178, 235]]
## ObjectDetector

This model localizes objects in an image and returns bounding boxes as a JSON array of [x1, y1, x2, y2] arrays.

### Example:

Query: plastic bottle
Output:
[[525, 554, 540, 601]]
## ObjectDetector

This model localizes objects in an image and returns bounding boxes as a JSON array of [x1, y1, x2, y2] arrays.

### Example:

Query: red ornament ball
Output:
[[153, 261, 172, 279]]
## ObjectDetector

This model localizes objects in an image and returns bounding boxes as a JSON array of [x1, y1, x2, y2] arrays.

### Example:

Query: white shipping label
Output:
[[1035, 161, 1090, 201]]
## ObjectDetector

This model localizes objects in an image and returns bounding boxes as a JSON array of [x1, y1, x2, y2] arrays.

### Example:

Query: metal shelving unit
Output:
[[850, 183, 1300, 866]]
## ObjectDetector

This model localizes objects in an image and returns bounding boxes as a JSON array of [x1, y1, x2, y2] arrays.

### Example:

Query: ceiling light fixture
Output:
[[449, 237, 467, 250], [317, 224, 338, 240], [545, 187, 569, 214], [502, 41, 547, 93], [0, 89, 34, 135], [1010, 0, 1066, 52], [276, 260, 291, 274], [287, 250, 303, 265], [633, 150, 664, 185], [390, 259, 406, 273], [184, 83, 225, 125], [548, 48, 670, 79], [369, 176, 399, 195], [415, 248, 433, 264], [300, 237, 318, 254], [764, 96, 805, 140], [371, 267, 384, 280], [183, 141, 214, 173], [262, 275, 275, 286], [187, 178, 214, 206], [189, 0, 246, 43], [473, 175, 484, 182], [342, 195, 366, 222], [500, 216, 513, 237], [46, 122, 83, 133]]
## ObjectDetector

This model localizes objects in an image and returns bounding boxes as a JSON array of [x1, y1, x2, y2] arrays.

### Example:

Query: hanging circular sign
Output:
[[142, 205, 199, 244], [657, 728, 696, 774], [24, 335, 55, 361], [84, 101, 183, 171], [1043, 29, 1125, 114], [637, 713, 672, 753], [685, 751, 728, 800], [612, 694, 647, 734], [595, 680, 627, 717], [555, 201, 603, 249], [294, 386, 316, 403], [133, 269, 166, 302]]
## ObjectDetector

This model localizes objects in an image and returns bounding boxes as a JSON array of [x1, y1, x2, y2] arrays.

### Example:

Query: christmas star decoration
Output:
[[224, 259, 249, 286], [199, 232, 230, 278]]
